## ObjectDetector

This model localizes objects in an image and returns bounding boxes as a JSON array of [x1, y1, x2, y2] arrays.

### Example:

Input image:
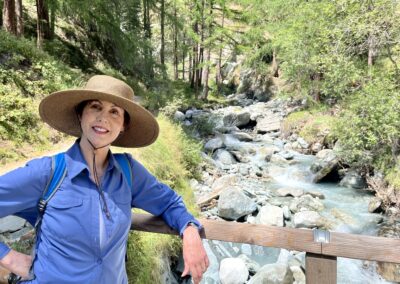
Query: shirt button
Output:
[[97, 258, 102, 264]]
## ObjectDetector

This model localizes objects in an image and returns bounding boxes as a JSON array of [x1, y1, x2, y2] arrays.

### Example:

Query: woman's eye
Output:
[[111, 109, 121, 116], [90, 103, 101, 110]]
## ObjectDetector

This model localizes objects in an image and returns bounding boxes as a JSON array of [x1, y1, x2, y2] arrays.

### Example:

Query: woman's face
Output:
[[79, 100, 125, 147]]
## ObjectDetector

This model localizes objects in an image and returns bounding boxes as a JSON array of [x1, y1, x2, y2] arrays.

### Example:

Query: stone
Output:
[[248, 263, 293, 284], [290, 266, 306, 284], [293, 211, 324, 228], [339, 170, 367, 189], [276, 187, 304, 198], [0, 216, 26, 233], [368, 197, 383, 213], [277, 150, 294, 160], [256, 204, 284, 227], [289, 195, 324, 213], [219, 258, 249, 284], [238, 254, 261, 275], [311, 149, 339, 183], [256, 116, 281, 134], [218, 187, 257, 220], [213, 149, 237, 165], [296, 137, 309, 149], [232, 132, 253, 142], [173, 111, 185, 122], [223, 111, 251, 128], [204, 137, 225, 153]]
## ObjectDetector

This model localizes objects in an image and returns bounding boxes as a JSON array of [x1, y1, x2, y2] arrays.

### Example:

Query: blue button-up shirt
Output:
[[0, 141, 200, 283]]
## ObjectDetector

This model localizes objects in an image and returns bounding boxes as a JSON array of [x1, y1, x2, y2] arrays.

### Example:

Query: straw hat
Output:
[[39, 75, 159, 148]]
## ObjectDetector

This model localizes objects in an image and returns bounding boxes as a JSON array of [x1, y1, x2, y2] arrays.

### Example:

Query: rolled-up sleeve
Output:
[[0, 157, 51, 259], [129, 156, 201, 236]]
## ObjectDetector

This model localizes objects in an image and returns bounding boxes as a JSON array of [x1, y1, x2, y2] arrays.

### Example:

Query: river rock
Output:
[[293, 211, 324, 228], [255, 115, 281, 134], [0, 216, 26, 233], [204, 137, 225, 153], [311, 142, 323, 153], [218, 187, 257, 220], [256, 204, 284, 227], [173, 110, 185, 122], [230, 151, 251, 163], [223, 110, 251, 128], [305, 191, 325, 200], [213, 149, 237, 165], [339, 170, 367, 189], [296, 137, 309, 149], [277, 150, 294, 160], [248, 263, 293, 284], [270, 154, 289, 166], [276, 187, 304, 198], [377, 219, 400, 282], [232, 132, 253, 142], [290, 266, 306, 284], [311, 149, 339, 183], [219, 257, 249, 284], [368, 197, 383, 213], [289, 195, 324, 213], [238, 254, 261, 275]]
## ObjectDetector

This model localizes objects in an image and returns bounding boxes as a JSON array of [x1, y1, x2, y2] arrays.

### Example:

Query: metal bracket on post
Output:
[[313, 229, 330, 243]]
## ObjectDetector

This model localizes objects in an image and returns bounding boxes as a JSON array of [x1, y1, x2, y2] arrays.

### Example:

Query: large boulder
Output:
[[289, 195, 324, 213], [248, 263, 293, 284], [213, 149, 237, 165], [219, 258, 249, 284], [293, 211, 324, 229], [310, 149, 339, 183], [256, 204, 284, 227], [339, 170, 367, 189], [204, 137, 225, 153], [223, 111, 251, 128], [218, 187, 257, 220]]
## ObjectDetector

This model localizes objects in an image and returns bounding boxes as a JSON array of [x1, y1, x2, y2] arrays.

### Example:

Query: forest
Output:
[[0, 0, 400, 282]]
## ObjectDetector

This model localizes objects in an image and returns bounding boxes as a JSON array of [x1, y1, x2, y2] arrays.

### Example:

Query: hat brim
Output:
[[39, 89, 159, 148]]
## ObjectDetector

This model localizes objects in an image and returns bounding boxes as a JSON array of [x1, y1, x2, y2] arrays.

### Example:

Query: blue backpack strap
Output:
[[29, 152, 67, 280], [114, 153, 133, 188], [38, 152, 67, 214]]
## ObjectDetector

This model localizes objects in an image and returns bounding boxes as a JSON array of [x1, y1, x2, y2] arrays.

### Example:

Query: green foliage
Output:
[[0, 87, 40, 143], [334, 78, 400, 170]]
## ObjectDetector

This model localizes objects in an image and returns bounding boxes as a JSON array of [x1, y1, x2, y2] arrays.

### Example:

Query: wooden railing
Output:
[[131, 213, 400, 284]]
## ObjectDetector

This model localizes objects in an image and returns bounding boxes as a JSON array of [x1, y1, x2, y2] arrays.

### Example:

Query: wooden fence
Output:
[[132, 213, 400, 284]]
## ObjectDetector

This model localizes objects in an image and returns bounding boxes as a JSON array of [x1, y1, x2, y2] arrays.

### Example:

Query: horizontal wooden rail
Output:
[[131, 213, 400, 264]]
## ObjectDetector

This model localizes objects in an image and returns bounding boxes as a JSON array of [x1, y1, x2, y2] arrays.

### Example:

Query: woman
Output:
[[0, 75, 209, 283]]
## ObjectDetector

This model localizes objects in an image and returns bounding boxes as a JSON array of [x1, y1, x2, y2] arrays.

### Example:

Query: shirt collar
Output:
[[65, 139, 119, 179]]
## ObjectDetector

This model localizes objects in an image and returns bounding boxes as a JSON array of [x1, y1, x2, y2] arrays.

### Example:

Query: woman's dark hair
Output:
[[75, 100, 131, 129]]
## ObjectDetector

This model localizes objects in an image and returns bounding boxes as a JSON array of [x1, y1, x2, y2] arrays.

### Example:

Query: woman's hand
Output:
[[0, 249, 32, 279], [181, 225, 209, 284]]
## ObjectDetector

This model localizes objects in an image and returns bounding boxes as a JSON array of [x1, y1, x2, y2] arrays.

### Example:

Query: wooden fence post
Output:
[[306, 253, 337, 284]]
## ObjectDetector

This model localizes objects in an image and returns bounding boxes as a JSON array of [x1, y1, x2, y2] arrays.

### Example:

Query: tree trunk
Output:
[[15, 0, 23, 37], [216, 4, 225, 92], [160, 0, 166, 78], [201, 47, 211, 100], [2, 0, 17, 35], [36, 0, 51, 48], [173, 0, 178, 80], [142, 0, 153, 80], [197, 0, 205, 90]]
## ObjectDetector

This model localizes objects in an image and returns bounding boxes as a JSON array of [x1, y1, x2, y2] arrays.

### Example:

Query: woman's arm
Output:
[[0, 157, 51, 274]]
